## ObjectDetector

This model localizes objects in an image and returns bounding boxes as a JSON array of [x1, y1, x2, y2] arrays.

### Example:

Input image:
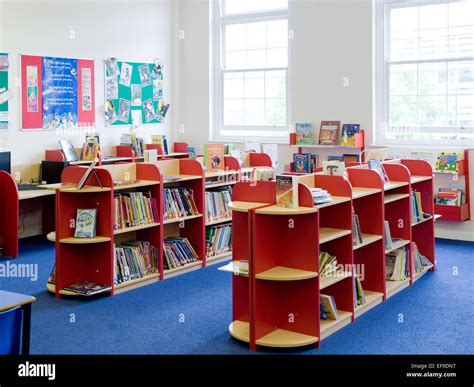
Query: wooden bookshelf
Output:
[[59, 236, 111, 244], [320, 311, 353, 340], [0, 171, 19, 258], [386, 279, 410, 299], [320, 271, 352, 290], [206, 217, 232, 226], [384, 193, 410, 204], [385, 239, 410, 254], [113, 223, 160, 235], [354, 291, 384, 318], [353, 234, 383, 250], [319, 228, 352, 244], [163, 214, 203, 224], [255, 266, 318, 281]]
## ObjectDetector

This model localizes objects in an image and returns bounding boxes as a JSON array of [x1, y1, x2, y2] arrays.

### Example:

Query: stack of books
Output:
[[293, 153, 318, 174], [310, 187, 332, 206], [320, 294, 339, 320], [352, 212, 364, 246], [63, 281, 112, 296], [436, 188, 464, 206], [386, 246, 409, 281], [412, 191, 430, 223], [120, 133, 145, 157], [163, 237, 200, 270], [114, 192, 159, 230], [354, 275, 366, 307], [413, 243, 433, 273], [114, 241, 159, 284], [206, 225, 232, 258], [164, 188, 199, 220], [205, 187, 232, 222], [320, 252, 338, 276]]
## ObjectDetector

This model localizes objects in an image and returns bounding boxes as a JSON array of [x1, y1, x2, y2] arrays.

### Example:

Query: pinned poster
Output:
[[0, 53, 9, 130], [20, 55, 95, 130]]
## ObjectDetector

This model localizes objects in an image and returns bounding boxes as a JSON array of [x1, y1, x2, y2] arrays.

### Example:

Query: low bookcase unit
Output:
[[154, 159, 205, 277], [0, 171, 19, 258]]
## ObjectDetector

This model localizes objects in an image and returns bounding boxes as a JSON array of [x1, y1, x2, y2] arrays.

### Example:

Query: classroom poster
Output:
[[0, 53, 9, 130], [21, 54, 95, 130]]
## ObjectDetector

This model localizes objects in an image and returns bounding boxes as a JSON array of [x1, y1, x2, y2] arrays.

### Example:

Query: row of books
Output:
[[412, 191, 430, 223], [114, 192, 159, 230], [352, 212, 364, 246], [386, 246, 409, 281], [436, 188, 465, 206], [320, 294, 339, 320], [354, 275, 366, 307], [320, 252, 338, 277], [120, 133, 145, 158], [293, 153, 319, 174], [114, 241, 159, 284], [413, 243, 433, 273], [205, 188, 232, 222], [163, 236, 200, 271], [164, 188, 199, 220], [150, 134, 169, 154], [295, 122, 361, 146], [206, 225, 232, 258]]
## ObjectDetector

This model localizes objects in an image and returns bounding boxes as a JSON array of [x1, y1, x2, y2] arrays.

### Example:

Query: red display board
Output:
[[21, 55, 95, 130]]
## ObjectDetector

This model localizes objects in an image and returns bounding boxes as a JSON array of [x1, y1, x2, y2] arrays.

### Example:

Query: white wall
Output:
[[0, 0, 173, 167]]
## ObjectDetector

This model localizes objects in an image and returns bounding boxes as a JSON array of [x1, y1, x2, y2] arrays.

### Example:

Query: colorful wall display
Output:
[[0, 53, 9, 130], [105, 59, 166, 127], [20, 55, 95, 130]]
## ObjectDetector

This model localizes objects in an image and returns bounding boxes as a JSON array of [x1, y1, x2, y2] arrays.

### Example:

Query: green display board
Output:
[[0, 53, 8, 130], [105, 60, 164, 126]]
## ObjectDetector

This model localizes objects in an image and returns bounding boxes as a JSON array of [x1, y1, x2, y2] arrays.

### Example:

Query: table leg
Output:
[[22, 303, 32, 355]]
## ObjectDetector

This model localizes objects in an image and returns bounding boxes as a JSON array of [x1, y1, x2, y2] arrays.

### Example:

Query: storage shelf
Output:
[[412, 264, 433, 283], [114, 223, 160, 235], [320, 310, 353, 340], [228, 201, 269, 213], [113, 180, 161, 190], [59, 236, 111, 244], [256, 266, 318, 281], [205, 170, 239, 178], [319, 227, 352, 244], [46, 283, 111, 297], [163, 175, 201, 183], [292, 144, 362, 149], [206, 217, 232, 226], [163, 261, 202, 279], [163, 214, 203, 225], [114, 273, 160, 293], [255, 205, 317, 215], [412, 215, 433, 227], [315, 196, 351, 209], [205, 181, 237, 189], [229, 320, 250, 343], [320, 271, 352, 289], [353, 234, 383, 250], [411, 175, 432, 184], [206, 252, 232, 266], [59, 186, 111, 193], [352, 187, 382, 199], [385, 239, 410, 254], [384, 181, 409, 191], [354, 291, 384, 318], [384, 193, 410, 204], [386, 278, 410, 299]]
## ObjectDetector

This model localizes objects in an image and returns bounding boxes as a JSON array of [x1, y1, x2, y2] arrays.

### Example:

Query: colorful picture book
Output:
[[120, 133, 145, 158], [322, 160, 346, 176], [436, 188, 465, 206], [293, 153, 318, 174], [368, 159, 389, 185], [163, 187, 199, 220], [206, 224, 232, 258], [319, 251, 338, 277], [295, 123, 314, 145], [151, 134, 168, 154], [163, 236, 200, 271], [63, 281, 112, 296], [205, 187, 232, 223], [386, 246, 409, 281], [320, 294, 339, 320], [81, 142, 99, 161], [187, 146, 197, 159], [354, 275, 366, 307], [276, 175, 298, 208], [113, 191, 159, 230], [340, 124, 360, 147], [114, 241, 159, 284], [318, 121, 340, 145], [251, 166, 274, 181], [411, 191, 430, 224], [204, 143, 225, 172], [435, 152, 462, 173], [74, 209, 97, 238]]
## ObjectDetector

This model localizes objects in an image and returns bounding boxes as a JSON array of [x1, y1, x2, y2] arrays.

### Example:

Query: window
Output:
[[376, 0, 474, 144], [213, 0, 290, 140]]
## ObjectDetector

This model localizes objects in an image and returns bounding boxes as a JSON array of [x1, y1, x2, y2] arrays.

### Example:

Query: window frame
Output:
[[375, 0, 474, 146], [212, 0, 292, 143]]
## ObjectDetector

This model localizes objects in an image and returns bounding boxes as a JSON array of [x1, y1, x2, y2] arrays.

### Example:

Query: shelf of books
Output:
[[154, 158, 205, 277], [0, 170, 19, 258]]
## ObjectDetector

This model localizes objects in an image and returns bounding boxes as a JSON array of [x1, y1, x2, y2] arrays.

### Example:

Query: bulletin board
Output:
[[0, 53, 8, 130], [105, 60, 165, 126], [20, 54, 96, 130]]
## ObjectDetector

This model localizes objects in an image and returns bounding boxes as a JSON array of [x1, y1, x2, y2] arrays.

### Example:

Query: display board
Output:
[[20, 55, 95, 130], [105, 59, 165, 126], [0, 53, 9, 130]]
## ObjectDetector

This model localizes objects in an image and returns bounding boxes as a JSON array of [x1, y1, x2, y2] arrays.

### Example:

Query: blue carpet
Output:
[[1, 237, 473, 354]]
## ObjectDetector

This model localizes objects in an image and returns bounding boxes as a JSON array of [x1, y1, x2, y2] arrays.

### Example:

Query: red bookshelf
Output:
[[0, 171, 19, 258]]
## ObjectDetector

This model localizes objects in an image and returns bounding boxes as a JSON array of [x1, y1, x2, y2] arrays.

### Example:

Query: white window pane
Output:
[[420, 4, 447, 32], [224, 0, 288, 15], [224, 99, 245, 126], [390, 96, 418, 127], [246, 49, 267, 68], [267, 48, 288, 68], [267, 29, 288, 49], [246, 0, 269, 13], [265, 71, 286, 99], [419, 36, 448, 60], [226, 51, 246, 70], [244, 99, 265, 125], [391, 7, 418, 39], [448, 2, 474, 59], [226, 24, 246, 51], [224, 73, 244, 99], [246, 22, 267, 50], [390, 64, 417, 96], [448, 61, 474, 95], [449, 94, 474, 127], [244, 72, 264, 98], [418, 63, 447, 96], [224, 0, 246, 15], [265, 99, 286, 125], [418, 95, 447, 126], [391, 39, 419, 61]]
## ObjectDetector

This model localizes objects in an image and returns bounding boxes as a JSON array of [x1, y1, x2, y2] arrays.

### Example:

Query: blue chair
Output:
[[0, 306, 23, 355]]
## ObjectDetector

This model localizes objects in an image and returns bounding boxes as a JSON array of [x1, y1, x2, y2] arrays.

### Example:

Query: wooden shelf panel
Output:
[[320, 310, 353, 340], [59, 186, 111, 193], [315, 196, 351, 209], [163, 175, 201, 183], [386, 278, 410, 299], [163, 261, 202, 279], [354, 291, 384, 318], [320, 271, 352, 289], [19, 189, 55, 200], [412, 264, 433, 283], [113, 180, 161, 190], [59, 236, 111, 244], [205, 181, 237, 189], [353, 234, 383, 250], [218, 261, 248, 276], [206, 217, 232, 226], [114, 223, 160, 235], [114, 273, 160, 293], [319, 227, 352, 244], [257, 329, 319, 348], [384, 193, 410, 204], [47, 283, 80, 297], [256, 266, 318, 281], [205, 170, 239, 178], [352, 187, 382, 200], [411, 175, 432, 184], [384, 181, 409, 191], [229, 320, 250, 343], [229, 201, 269, 213], [385, 239, 410, 254], [163, 214, 203, 224], [255, 205, 317, 215], [412, 216, 433, 227], [206, 252, 232, 266]]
